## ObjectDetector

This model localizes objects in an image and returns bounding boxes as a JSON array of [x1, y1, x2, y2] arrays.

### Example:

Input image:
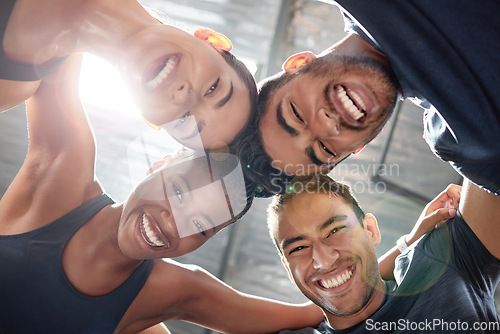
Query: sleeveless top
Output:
[[0, 194, 154, 333], [0, 0, 67, 81]]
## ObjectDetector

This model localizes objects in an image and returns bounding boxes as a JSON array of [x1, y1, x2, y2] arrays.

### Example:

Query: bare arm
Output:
[[0, 53, 102, 234], [176, 266, 324, 333], [0, 79, 40, 112], [378, 184, 461, 280], [460, 179, 500, 259]]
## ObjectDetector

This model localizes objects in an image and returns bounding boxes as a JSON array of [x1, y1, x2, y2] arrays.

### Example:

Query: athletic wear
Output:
[[0, 0, 67, 81], [335, 0, 500, 195], [0, 194, 154, 333]]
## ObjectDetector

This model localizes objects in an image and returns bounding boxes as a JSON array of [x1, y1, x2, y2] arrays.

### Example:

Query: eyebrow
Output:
[[317, 215, 348, 232], [305, 146, 328, 166], [277, 100, 299, 137], [202, 213, 217, 234], [281, 235, 305, 252], [215, 81, 234, 109], [180, 174, 192, 193]]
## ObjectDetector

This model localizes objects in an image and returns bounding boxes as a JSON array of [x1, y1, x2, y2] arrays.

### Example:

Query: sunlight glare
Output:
[[79, 53, 139, 115]]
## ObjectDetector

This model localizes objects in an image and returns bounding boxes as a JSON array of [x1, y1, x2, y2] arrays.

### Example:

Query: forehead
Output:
[[277, 192, 352, 237]]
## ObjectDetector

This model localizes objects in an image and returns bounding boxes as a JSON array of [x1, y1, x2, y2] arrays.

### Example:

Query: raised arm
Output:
[[122, 260, 324, 334], [0, 53, 102, 234], [378, 184, 461, 280], [172, 265, 324, 333]]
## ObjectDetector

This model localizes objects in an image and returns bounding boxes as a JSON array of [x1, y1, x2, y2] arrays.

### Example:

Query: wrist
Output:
[[396, 234, 410, 253]]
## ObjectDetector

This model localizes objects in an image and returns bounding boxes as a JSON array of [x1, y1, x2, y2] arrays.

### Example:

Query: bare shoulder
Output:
[[141, 259, 205, 306], [0, 79, 40, 112], [116, 259, 205, 333]]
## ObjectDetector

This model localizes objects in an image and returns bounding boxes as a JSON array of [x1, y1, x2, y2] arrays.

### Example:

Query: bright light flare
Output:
[[79, 53, 139, 115]]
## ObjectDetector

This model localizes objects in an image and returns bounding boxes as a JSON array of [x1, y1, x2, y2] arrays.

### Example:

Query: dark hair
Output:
[[199, 51, 258, 218], [228, 71, 292, 198], [267, 174, 365, 254], [220, 50, 258, 145]]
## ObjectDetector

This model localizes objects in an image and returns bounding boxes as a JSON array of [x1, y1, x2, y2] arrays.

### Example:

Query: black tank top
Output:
[[0, 194, 154, 333], [0, 0, 67, 81]]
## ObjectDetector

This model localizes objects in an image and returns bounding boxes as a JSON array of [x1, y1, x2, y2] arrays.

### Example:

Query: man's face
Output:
[[276, 192, 381, 316], [259, 54, 398, 174]]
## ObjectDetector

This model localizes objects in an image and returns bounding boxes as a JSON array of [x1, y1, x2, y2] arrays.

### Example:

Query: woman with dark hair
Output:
[[0, 0, 257, 149], [0, 53, 322, 333]]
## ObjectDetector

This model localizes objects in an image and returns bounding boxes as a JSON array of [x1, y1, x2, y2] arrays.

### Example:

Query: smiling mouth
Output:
[[335, 85, 366, 122], [146, 55, 179, 90], [318, 266, 354, 289], [139, 213, 170, 248]]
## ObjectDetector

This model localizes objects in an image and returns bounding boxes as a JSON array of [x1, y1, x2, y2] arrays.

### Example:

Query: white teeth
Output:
[[141, 213, 167, 247], [348, 89, 366, 111], [336, 85, 366, 120], [146, 57, 176, 89], [320, 268, 353, 289]]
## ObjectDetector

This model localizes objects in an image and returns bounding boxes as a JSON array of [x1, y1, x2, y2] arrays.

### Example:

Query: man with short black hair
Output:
[[268, 174, 500, 333], [240, 0, 500, 197]]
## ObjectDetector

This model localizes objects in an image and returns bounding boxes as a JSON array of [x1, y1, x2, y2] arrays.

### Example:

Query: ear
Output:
[[146, 155, 170, 176], [282, 51, 317, 74], [281, 257, 295, 283], [363, 213, 381, 246], [353, 145, 366, 155], [194, 28, 232, 52]]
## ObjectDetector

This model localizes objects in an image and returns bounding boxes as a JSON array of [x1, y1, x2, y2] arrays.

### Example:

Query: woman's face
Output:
[[118, 154, 245, 259], [119, 25, 252, 149]]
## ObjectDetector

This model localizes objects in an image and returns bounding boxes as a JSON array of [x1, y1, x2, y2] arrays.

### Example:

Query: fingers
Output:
[[444, 184, 462, 210], [425, 184, 462, 216], [424, 207, 457, 230]]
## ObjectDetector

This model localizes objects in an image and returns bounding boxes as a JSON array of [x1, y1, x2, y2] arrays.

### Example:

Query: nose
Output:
[[161, 209, 180, 239], [312, 242, 340, 270], [308, 108, 340, 138], [172, 81, 195, 105]]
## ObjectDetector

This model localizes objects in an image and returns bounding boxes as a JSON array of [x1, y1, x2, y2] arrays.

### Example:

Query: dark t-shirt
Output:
[[330, 0, 500, 195], [280, 213, 500, 333]]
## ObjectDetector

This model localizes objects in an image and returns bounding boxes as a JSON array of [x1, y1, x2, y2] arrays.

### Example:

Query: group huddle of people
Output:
[[1, 0, 499, 333]]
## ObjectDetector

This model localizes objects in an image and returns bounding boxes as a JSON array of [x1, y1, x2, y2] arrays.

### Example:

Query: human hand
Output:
[[407, 184, 462, 245]]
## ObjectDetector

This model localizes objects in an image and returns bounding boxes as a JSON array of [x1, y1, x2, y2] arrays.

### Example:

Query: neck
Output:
[[62, 203, 143, 296], [325, 279, 386, 330]]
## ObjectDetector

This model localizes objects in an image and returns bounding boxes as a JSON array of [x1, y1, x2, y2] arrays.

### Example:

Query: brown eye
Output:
[[289, 245, 306, 255], [193, 219, 207, 236], [319, 141, 336, 157], [291, 103, 304, 123], [205, 78, 220, 96]]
